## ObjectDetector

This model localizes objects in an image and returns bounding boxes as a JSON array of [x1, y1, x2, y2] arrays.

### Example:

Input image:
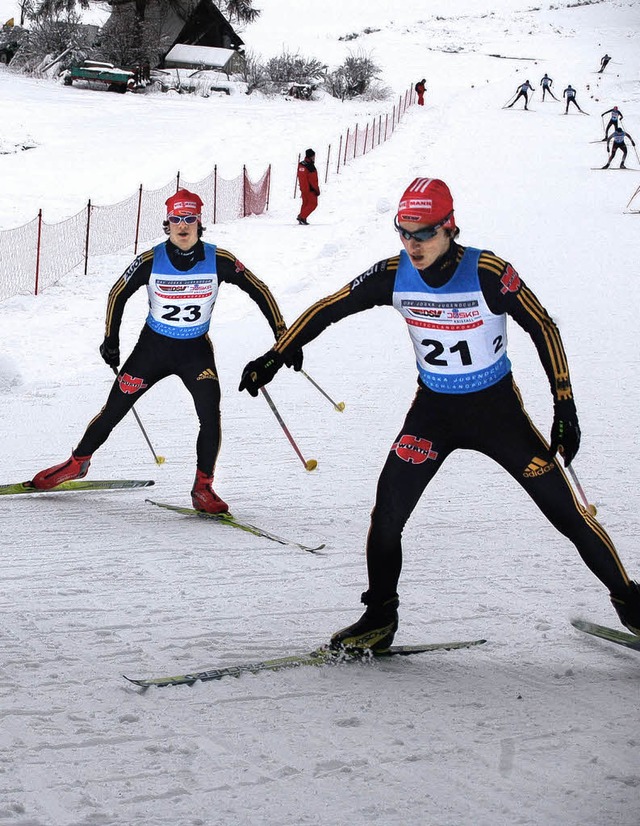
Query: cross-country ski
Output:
[[124, 639, 487, 687], [571, 619, 640, 651], [145, 499, 326, 553], [0, 479, 154, 495]]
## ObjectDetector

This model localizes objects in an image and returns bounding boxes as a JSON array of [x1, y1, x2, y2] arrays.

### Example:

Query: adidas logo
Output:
[[196, 368, 218, 381], [523, 456, 555, 478]]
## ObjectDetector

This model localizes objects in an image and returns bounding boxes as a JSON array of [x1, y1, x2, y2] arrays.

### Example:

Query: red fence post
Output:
[[363, 123, 369, 155], [84, 199, 91, 276], [343, 129, 349, 166], [213, 165, 217, 224], [353, 123, 358, 159], [325, 145, 331, 184], [378, 115, 382, 146], [336, 134, 343, 174], [243, 165, 247, 217], [266, 164, 271, 212], [384, 113, 389, 142], [134, 184, 143, 254], [34, 209, 42, 296]]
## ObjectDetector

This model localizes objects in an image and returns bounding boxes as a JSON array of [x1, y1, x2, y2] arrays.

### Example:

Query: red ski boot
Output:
[[191, 470, 229, 514], [30, 452, 92, 490]]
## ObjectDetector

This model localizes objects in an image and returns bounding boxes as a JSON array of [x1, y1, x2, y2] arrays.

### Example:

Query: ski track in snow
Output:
[[1, 1, 640, 824]]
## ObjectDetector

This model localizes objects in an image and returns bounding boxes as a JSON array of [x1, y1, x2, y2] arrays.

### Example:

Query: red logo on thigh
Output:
[[118, 373, 148, 394], [392, 434, 438, 464]]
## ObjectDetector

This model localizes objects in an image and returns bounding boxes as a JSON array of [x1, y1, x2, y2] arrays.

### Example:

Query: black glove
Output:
[[99, 338, 120, 369], [283, 348, 304, 371], [549, 398, 581, 465], [239, 350, 284, 397]]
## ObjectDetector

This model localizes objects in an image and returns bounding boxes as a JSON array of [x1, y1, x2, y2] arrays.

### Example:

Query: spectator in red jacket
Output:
[[414, 78, 426, 106], [297, 149, 320, 225]]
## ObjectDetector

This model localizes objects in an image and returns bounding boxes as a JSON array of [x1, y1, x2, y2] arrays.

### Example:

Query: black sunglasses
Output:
[[394, 212, 452, 242]]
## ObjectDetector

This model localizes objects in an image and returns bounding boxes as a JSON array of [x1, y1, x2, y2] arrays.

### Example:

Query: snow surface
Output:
[[2, 1, 640, 824]]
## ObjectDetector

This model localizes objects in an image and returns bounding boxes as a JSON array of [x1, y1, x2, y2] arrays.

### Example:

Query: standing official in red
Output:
[[415, 78, 426, 106], [296, 148, 320, 225]]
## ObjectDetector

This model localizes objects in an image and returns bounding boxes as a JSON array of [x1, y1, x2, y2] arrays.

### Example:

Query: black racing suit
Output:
[[273, 241, 630, 598], [76, 240, 286, 475]]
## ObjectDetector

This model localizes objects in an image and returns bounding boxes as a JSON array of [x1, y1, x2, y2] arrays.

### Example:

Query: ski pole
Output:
[[300, 369, 345, 412], [259, 387, 318, 471], [634, 144, 640, 166], [112, 367, 166, 464], [626, 183, 640, 209], [567, 464, 597, 516], [502, 91, 517, 109]]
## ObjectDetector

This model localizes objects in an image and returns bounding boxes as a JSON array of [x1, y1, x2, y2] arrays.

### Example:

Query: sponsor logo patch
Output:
[[118, 373, 148, 395], [523, 456, 555, 478], [196, 368, 218, 381], [500, 264, 521, 295], [392, 434, 438, 464]]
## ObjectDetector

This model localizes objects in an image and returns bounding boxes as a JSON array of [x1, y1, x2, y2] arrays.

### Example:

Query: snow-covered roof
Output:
[[164, 44, 239, 69]]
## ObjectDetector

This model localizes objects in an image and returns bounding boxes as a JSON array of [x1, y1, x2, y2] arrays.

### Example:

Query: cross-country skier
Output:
[[506, 80, 534, 110], [603, 126, 636, 169], [598, 54, 611, 73], [239, 176, 640, 648], [540, 73, 557, 101], [296, 148, 320, 225], [601, 106, 623, 140], [29, 189, 302, 513], [414, 78, 426, 106], [563, 85, 585, 114]]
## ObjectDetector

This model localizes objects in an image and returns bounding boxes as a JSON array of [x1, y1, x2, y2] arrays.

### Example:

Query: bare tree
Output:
[[10, 6, 87, 72]]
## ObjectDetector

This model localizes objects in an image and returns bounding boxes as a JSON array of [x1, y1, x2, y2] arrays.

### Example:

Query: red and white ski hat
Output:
[[165, 189, 203, 216], [397, 177, 455, 228]]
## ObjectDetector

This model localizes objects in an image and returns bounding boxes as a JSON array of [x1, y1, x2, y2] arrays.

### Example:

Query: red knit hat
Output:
[[165, 189, 203, 216], [397, 178, 455, 228]]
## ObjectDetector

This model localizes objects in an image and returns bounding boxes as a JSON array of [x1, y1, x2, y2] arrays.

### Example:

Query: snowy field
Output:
[[1, 1, 640, 824]]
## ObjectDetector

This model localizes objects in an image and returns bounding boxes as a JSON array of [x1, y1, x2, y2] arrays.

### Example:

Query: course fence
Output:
[[294, 85, 417, 195], [2, 82, 417, 301], [0, 164, 271, 300]]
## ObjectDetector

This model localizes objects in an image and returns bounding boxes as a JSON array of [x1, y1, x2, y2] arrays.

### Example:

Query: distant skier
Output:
[[563, 85, 585, 114], [601, 106, 623, 140], [296, 148, 320, 225], [414, 78, 426, 106], [598, 54, 611, 73], [240, 176, 640, 651], [506, 80, 534, 110], [540, 73, 557, 101], [29, 189, 302, 513], [602, 126, 636, 169]]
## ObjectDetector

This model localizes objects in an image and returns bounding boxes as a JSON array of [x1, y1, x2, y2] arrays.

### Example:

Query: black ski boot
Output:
[[330, 591, 399, 653], [610, 581, 640, 635]]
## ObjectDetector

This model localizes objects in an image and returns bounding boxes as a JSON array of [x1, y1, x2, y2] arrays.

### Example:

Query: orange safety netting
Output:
[[0, 165, 271, 299]]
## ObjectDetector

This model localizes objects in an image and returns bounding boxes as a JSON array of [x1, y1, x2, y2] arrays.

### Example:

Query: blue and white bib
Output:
[[392, 247, 511, 394], [146, 243, 219, 339]]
